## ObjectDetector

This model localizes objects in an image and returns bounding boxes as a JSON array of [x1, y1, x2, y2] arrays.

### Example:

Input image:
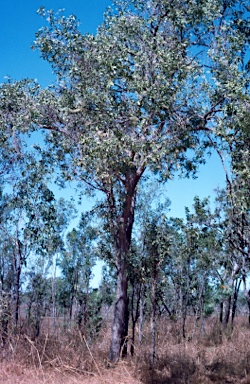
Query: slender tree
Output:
[[60, 213, 97, 328], [0, 160, 68, 330]]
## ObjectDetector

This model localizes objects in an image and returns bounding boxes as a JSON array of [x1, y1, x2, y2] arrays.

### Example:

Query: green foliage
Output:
[[60, 212, 98, 295], [0, 80, 40, 185], [31, 0, 250, 199], [76, 288, 103, 340], [25, 272, 51, 336], [0, 288, 11, 341]]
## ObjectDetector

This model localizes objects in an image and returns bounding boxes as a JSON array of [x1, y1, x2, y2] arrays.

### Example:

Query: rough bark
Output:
[[109, 259, 129, 362], [108, 172, 140, 362]]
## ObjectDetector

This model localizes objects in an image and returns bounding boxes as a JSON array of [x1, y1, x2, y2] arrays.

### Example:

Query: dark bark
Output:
[[35, 309, 41, 338], [109, 259, 129, 362], [159, 295, 173, 318], [219, 302, 223, 323], [108, 220, 130, 361], [222, 294, 231, 327], [108, 171, 140, 362], [231, 278, 241, 326], [222, 262, 240, 328], [14, 265, 21, 329], [13, 238, 25, 330]]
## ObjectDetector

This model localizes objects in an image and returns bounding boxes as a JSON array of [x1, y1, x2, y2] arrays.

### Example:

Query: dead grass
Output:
[[0, 361, 141, 384], [2, 316, 250, 383], [138, 316, 250, 383]]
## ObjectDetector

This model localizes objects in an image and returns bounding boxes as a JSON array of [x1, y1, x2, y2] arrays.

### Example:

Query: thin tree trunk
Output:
[[242, 275, 250, 324], [35, 300, 41, 338], [138, 285, 144, 348], [222, 294, 231, 327], [130, 283, 141, 356], [51, 261, 57, 337], [222, 262, 240, 328], [131, 285, 135, 356], [150, 276, 157, 367], [13, 237, 23, 330], [231, 278, 241, 326], [14, 266, 21, 329], [219, 301, 223, 323]]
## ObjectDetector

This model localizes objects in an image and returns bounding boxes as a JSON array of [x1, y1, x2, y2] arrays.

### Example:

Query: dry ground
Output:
[[0, 362, 141, 384], [2, 317, 250, 383]]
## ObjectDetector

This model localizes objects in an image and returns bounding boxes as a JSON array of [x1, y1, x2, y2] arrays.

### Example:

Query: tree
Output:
[[0, 159, 71, 331], [2, 0, 249, 361], [179, 198, 224, 335], [59, 213, 98, 331], [213, 186, 250, 328], [26, 272, 51, 337], [0, 79, 39, 185], [205, 90, 250, 325]]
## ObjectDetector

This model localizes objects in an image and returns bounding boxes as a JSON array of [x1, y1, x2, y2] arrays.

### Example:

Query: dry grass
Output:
[[138, 316, 250, 383], [0, 321, 141, 384], [2, 316, 250, 383], [0, 362, 141, 384]]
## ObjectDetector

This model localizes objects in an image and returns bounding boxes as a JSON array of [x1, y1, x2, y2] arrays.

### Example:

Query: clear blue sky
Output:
[[1, 1, 228, 285], [0, 0, 112, 85]]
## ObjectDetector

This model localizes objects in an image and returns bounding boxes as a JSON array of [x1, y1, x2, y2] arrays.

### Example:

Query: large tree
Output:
[[1, 0, 249, 362]]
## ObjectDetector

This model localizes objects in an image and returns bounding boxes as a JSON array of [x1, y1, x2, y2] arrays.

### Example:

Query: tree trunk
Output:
[[131, 286, 136, 357], [14, 265, 21, 329], [222, 294, 231, 327], [219, 301, 223, 323], [51, 265, 57, 338], [108, 171, 141, 362], [242, 275, 250, 324], [107, 173, 139, 361], [130, 282, 141, 356], [222, 262, 240, 328], [109, 259, 129, 362], [150, 276, 157, 367], [231, 278, 241, 326], [13, 237, 24, 331], [138, 285, 144, 348]]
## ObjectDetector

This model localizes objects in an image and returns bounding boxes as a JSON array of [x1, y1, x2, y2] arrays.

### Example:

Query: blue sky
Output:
[[0, 0, 112, 85], [0, 0, 227, 217], [1, 1, 228, 285]]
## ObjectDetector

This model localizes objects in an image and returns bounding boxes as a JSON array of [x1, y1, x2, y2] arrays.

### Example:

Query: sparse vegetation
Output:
[[1, 316, 250, 383], [0, 0, 250, 381]]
